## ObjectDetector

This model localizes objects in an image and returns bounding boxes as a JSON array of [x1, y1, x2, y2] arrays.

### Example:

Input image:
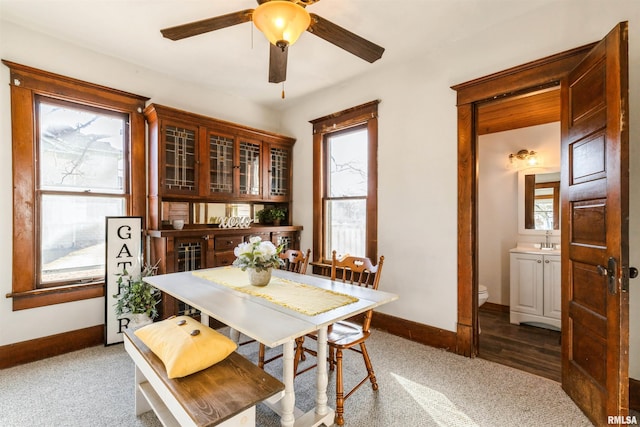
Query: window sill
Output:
[[6, 282, 105, 311]]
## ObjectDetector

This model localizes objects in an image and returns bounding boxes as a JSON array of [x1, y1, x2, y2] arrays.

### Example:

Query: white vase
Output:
[[247, 268, 272, 287], [128, 313, 153, 329]]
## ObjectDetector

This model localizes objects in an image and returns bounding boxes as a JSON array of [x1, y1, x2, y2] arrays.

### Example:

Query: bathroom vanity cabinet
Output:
[[509, 248, 561, 330]]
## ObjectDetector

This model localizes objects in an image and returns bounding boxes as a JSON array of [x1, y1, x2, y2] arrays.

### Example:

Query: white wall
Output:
[[478, 123, 561, 305], [280, 60, 460, 331], [281, 3, 640, 378], [0, 21, 281, 346], [1, 1, 639, 382]]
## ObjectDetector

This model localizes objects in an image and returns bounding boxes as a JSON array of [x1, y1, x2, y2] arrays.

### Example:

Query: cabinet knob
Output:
[[537, 260, 542, 263], [545, 260, 549, 263]]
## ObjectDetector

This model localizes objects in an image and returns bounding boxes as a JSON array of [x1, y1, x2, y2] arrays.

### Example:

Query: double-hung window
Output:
[[324, 125, 369, 258], [5, 61, 147, 310], [37, 98, 128, 285], [311, 101, 379, 266]]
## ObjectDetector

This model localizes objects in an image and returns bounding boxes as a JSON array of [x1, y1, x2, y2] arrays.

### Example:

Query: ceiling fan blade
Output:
[[307, 13, 385, 63], [269, 43, 288, 83], [161, 9, 253, 41]]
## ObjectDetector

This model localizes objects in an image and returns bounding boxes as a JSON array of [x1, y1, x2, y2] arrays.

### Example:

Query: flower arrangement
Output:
[[233, 236, 284, 272], [113, 261, 161, 319]]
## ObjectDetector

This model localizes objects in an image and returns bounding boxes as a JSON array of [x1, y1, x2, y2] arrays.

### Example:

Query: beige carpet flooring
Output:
[[0, 328, 596, 426]]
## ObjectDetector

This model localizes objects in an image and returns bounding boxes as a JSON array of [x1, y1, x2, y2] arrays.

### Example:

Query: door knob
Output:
[[597, 265, 607, 276], [630, 267, 638, 279]]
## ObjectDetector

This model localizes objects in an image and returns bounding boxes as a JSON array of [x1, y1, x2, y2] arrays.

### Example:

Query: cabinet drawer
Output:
[[215, 251, 237, 267], [214, 236, 243, 251]]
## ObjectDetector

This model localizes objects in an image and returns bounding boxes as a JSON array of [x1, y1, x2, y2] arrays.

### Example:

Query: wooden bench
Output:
[[123, 328, 284, 427]]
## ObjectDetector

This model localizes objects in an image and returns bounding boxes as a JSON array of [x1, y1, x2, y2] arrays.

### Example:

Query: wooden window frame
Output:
[[3, 61, 148, 310], [310, 101, 379, 267]]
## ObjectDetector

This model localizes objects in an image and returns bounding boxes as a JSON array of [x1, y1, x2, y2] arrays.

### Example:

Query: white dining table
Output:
[[143, 267, 398, 427]]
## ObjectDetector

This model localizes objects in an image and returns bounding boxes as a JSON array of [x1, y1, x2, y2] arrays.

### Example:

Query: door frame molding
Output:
[[451, 43, 596, 357]]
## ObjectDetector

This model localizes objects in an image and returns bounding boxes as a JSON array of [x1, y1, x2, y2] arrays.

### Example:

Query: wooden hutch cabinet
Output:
[[146, 104, 294, 216], [144, 104, 301, 318]]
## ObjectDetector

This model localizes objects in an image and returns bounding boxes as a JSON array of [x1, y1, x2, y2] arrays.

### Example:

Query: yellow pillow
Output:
[[134, 315, 237, 379]]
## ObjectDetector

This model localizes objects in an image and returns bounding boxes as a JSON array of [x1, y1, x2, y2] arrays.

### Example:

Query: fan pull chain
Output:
[[281, 82, 285, 99]]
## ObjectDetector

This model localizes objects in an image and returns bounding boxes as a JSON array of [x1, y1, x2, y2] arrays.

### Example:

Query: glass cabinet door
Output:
[[174, 238, 204, 316], [269, 144, 290, 200], [239, 139, 261, 197], [209, 132, 234, 197], [163, 124, 197, 195], [271, 231, 297, 251]]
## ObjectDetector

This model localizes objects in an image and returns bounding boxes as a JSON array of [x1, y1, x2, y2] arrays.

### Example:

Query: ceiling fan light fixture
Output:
[[253, 1, 311, 48]]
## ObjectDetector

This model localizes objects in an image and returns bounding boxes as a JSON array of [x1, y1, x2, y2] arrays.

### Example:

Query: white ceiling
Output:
[[1, 0, 556, 109]]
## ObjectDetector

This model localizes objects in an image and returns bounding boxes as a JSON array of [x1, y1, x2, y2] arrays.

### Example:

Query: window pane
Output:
[[327, 128, 368, 197], [40, 195, 124, 284], [324, 199, 366, 259], [534, 198, 554, 229], [39, 101, 126, 193]]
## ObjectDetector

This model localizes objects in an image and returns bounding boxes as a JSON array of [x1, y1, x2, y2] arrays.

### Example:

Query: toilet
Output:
[[478, 285, 489, 307]]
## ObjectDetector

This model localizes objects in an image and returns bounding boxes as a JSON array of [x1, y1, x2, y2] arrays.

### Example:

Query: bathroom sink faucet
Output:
[[541, 230, 553, 249]]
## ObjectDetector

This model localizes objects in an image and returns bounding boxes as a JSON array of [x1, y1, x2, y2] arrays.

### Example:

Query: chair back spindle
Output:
[[279, 249, 311, 274], [330, 251, 383, 290]]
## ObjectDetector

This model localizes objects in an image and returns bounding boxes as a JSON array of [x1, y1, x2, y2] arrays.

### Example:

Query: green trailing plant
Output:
[[113, 261, 161, 319]]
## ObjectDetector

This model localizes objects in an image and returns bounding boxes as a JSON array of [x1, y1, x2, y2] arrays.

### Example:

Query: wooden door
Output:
[[560, 22, 629, 426]]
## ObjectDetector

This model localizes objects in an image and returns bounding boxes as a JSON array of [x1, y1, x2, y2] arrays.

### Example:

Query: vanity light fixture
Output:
[[509, 149, 539, 168]]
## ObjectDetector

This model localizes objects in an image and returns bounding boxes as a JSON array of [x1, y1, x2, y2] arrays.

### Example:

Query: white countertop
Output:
[[510, 244, 561, 255]]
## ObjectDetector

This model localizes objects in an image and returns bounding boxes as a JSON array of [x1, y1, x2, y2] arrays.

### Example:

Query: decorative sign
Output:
[[217, 216, 253, 229], [105, 216, 142, 345]]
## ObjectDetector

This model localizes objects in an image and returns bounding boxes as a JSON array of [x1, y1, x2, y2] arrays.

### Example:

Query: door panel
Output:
[[561, 22, 629, 426], [543, 256, 562, 319]]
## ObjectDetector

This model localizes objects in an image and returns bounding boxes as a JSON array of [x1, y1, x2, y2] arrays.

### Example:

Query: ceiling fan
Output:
[[160, 0, 385, 85]]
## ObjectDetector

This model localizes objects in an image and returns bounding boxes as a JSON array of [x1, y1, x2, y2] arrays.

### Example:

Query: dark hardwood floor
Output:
[[478, 305, 561, 382]]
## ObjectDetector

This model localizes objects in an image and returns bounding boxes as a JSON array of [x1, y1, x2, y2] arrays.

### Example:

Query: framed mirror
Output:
[[192, 203, 251, 224], [517, 168, 561, 235]]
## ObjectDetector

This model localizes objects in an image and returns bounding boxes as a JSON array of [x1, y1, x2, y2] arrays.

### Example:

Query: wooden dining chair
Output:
[[257, 248, 311, 369], [294, 250, 384, 426], [278, 248, 312, 274]]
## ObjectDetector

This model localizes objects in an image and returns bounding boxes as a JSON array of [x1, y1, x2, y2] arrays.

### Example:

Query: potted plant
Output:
[[256, 206, 287, 225], [113, 261, 161, 328], [269, 207, 287, 226], [256, 208, 270, 224]]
